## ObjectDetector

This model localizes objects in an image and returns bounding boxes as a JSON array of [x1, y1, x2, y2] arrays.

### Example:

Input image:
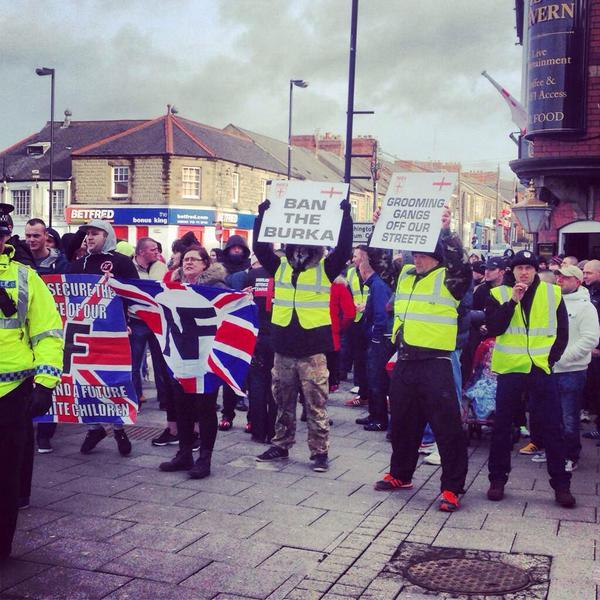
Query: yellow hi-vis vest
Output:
[[0, 246, 64, 397], [392, 264, 459, 351], [271, 257, 332, 330], [490, 281, 561, 375], [347, 266, 368, 322]]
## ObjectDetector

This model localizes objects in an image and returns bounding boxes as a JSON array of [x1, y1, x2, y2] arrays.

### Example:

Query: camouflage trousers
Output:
[[271, 353, 329, 455]]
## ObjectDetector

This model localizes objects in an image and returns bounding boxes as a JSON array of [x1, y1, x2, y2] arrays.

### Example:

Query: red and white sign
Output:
[[370, 172, 458, 252], [258, 180, 348, 247]]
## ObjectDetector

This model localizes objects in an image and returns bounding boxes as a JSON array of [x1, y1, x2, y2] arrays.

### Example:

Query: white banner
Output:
[[259, 180, 349, 247], [370, 172, 457, 252]]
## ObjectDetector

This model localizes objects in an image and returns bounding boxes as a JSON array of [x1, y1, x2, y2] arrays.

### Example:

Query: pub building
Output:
[[510, 0, 600, 259]]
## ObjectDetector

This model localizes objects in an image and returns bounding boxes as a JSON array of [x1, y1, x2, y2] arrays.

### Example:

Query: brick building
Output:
[[510, 0, 600, 258]]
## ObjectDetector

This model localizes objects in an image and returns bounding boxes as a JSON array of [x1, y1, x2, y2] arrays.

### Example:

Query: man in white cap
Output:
[[554, 264, 600, 471]]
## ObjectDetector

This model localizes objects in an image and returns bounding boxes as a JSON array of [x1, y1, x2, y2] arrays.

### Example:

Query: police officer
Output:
[[485, 250, 574, 507], [0, 204, 64, 560], [374, 207, 472, 513]]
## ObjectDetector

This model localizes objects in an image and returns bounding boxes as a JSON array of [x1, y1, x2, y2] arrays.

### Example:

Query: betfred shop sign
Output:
[[67, 207, 117, 223], [66, 206, 215, 227]]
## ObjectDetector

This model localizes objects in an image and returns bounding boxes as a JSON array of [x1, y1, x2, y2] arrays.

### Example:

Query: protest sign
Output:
[[353, 222, 374, 245], [258, 180, 349, 247], [36, 274, 137, 425], [370, 172, 457, 252]]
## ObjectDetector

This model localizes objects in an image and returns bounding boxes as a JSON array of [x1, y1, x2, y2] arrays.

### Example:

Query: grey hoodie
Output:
[[84, 219, 117, 253]]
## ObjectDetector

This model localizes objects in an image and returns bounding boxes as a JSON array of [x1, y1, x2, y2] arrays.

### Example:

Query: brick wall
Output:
[[72, 158, 113, 203], [533, 0, 600, 157], [131, 157, 166, 204], [73, 157, 167, 204], [538, 200, 587, 242]]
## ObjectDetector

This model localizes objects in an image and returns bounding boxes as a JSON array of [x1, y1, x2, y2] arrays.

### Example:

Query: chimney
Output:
[[317, 132, 344, 158], [61, 109, 72, 129], [290, 134, 317, 153], [351, 136, 376, 157]]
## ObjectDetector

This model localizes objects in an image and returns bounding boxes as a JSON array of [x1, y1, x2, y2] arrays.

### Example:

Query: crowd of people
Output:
[[2, 196, 600, 560]]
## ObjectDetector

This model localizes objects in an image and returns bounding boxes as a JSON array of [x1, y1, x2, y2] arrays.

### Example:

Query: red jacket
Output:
[[330, 280, 356, 351]]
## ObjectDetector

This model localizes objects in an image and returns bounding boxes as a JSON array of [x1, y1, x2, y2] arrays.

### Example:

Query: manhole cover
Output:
[[405, 557, 531, 595]]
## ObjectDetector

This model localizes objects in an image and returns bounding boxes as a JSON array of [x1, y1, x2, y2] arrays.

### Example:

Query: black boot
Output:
[[159, 450, 193, 472], [189, 449, 212, 479]]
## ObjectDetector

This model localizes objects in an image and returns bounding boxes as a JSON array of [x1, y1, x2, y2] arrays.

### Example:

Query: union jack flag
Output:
[[37, 274, 138, 425], [109, 278, 258, 395]]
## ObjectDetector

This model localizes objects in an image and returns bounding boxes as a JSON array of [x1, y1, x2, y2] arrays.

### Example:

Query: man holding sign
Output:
[[254, 183, 352, 472], [373, 195, 472, 513]]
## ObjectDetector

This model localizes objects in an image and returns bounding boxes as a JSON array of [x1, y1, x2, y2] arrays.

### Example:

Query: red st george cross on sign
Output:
[[320, 186, 344, 198], [432, 176, 453, 191]]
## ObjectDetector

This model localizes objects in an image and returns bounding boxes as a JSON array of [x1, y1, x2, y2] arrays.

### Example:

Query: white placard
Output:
[[369, 172, 457, 252], [258, 180, 349, 247]]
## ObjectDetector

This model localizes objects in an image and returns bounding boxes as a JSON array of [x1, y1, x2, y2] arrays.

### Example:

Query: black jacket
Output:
[[67, 251, 139, 279], [396, 229, 472, 360], [587, 282, 600, 349], [485, 275, 568, 367]]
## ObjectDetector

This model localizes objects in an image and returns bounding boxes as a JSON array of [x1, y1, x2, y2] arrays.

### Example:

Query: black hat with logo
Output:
[[511, 250, 539, 270], [0, 204, 14, 236]]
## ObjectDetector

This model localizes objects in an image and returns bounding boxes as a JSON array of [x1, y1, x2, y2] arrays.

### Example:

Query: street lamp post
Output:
[[36, 67, 55, 228], [287, 79, 308, 180]]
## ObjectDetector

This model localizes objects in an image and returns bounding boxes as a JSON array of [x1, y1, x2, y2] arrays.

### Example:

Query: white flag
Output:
[[482, 70, 527, 134]]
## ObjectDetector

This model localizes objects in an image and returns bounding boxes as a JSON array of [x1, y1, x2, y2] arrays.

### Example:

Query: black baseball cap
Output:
[[0, 203, 14, 236], [484, 256, 505, 270]]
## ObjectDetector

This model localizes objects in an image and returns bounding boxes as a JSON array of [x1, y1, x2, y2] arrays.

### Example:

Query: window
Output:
[[182, 167, 201, 199], [232, 172, 240, 204], [11, 189, 31, 216], [112, 166, 129, 197], [51, 189, 65, 219]]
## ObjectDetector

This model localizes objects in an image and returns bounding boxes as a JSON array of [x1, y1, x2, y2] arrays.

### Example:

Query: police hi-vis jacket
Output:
[[0, 245, 64, 397]]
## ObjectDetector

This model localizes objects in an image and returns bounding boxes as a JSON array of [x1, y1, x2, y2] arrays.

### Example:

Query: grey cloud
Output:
[[0, 0, 522, 164]]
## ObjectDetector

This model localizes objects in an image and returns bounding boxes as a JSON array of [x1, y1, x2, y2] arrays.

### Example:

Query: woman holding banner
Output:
[[159, 244, 228, 479]]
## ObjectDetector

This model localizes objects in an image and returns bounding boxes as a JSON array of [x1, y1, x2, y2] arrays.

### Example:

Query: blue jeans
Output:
[[489, 369, 570, 490], [422, 349, 463, 445], [555, 370, 586, 461]]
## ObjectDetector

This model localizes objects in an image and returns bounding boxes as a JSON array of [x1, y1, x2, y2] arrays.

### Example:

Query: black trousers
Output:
[[247, 336, 276, 442], [349, 321, 369, 399], [489, 370, 570, 490], [173, 383, 218, 454], [389, 359, 467, 494], [0, 379, 33, 559], [584, 357, 600, 425]]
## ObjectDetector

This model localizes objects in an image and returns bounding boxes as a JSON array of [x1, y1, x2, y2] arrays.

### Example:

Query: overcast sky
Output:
[[0, 0, 523, 173]]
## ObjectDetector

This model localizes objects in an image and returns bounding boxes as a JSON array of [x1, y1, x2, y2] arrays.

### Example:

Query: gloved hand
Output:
[[31, 384, 55, 417], [340, 199, 351, 214], [258, 199, 271, 215]]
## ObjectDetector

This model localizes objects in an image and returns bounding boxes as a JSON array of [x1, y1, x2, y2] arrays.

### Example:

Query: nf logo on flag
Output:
[[108, 278, 258, 395], [37, 274, 137, 425]]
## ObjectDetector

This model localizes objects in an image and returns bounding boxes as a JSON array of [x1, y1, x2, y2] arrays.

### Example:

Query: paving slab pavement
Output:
[[2, 379, 600, 598]]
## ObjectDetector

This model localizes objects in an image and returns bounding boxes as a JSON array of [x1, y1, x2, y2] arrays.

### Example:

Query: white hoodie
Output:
[[554, 286, 600, 373]]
